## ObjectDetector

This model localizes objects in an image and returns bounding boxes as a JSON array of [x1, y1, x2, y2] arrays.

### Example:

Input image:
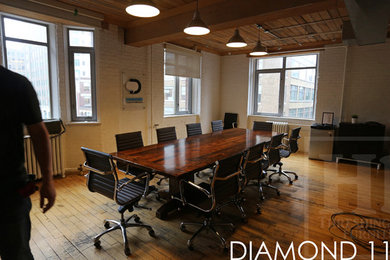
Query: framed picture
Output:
[[322, 112, 334, 125]]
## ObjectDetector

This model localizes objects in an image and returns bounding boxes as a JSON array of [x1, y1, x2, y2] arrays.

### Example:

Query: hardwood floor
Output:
[[29, 153, 390, 259]]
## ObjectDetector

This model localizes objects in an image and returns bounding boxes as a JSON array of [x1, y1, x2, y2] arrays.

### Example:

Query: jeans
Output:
[[0, 194, 34, 260]]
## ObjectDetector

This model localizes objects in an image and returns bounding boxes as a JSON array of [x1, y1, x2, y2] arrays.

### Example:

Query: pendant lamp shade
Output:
[[184, 0, 209, 35], [126, 0, 160, 18], [226, 29, 247, 48], [250, 40, 267, 56]]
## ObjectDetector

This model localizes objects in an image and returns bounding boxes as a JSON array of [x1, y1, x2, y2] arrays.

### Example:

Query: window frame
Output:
[[164, 75, 193, 116], [67, 28, 97, 122], [253, 53, 319, 119], [1, 15, 53, 119]]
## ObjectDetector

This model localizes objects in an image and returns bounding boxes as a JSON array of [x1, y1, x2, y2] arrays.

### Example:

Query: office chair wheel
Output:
[[124, 247, 131, 256], [268, 178, 272, 183], [295, 176, 298, 180], [187, 241, 194, 251], [260, 195, 265, 201], [104, 222, 110, 229], [180, 224, 186, 231], [256, 205, 262, 215], [216, 210, 222, 216], [93, 241, 101, 249], [223, 246, 229, 253], [134, 216, 141, 223], [156, 193, 161, 201], [148, 230, 156, 237], [241, 217, 248, 223], [277, 191, 280, 196], [289, 180, 293, 185]]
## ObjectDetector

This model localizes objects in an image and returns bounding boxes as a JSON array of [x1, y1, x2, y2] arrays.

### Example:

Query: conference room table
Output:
[[111, 128, 273, 219]]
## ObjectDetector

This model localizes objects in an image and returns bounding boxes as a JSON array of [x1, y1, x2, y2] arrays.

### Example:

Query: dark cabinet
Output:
[[333, 122, 385, 162]]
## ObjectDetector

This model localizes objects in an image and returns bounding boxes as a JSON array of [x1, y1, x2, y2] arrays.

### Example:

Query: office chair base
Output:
[[216, 197, 247, 222], [180, 217, 234, 251], [93, 213, 155, 256], [268, 169, 298, 185]]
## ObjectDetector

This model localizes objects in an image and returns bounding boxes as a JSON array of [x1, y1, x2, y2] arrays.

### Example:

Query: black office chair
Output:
[[244, 142, 280, 214], [81, 147, 155, 256], [186, 123, 202, 137], [253, 121, 273, 131], [211, 120, 223, 132], [156, 126, 177, 143], [270, 127, 301, 183], [175, 153, 246, 251], [266, 132, 297, 184], [223, 113, 238, 129], [115, 131, 156, 197]]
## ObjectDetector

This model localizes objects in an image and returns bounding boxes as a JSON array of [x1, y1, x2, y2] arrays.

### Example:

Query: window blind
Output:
[[164, 44, 201, 78]]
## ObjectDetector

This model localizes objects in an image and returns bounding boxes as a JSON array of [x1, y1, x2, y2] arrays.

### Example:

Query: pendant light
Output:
[[184, 0, 210, 35], [125, 0, 160, 18], [226, 28, 247, 48], [250, 24, 268, 56]]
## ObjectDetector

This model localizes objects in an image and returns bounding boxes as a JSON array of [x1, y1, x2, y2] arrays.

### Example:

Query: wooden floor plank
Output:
[[27, 153, 390, 259]]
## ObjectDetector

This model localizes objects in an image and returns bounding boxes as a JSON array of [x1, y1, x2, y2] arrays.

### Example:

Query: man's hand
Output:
[[40, 180, 56, 213]]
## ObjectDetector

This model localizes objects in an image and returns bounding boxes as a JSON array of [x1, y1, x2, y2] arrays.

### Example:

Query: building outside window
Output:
[[1, 15, 52, 119], [253, 53, 318, 120], [67, 28, 97, 121]]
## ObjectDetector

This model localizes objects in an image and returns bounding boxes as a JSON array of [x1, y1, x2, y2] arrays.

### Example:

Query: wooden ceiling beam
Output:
[[124, 0, 345, 47], [219, 38, 342, 56]]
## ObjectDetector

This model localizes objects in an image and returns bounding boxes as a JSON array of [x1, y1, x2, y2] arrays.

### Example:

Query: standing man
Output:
[[0, 65, 56, 259]]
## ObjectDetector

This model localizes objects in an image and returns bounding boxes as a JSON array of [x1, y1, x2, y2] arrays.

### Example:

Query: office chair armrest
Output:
[[180, 180, 212, 199], [117, 172, 150, 191], [83, 162, 113, 175]]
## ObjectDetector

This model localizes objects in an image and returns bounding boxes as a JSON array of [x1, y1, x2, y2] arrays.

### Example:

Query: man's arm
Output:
[[27, 122, 56, 213]]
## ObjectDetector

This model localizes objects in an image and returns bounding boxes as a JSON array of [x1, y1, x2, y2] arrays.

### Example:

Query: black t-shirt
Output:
[[0, 66, 42, 189]]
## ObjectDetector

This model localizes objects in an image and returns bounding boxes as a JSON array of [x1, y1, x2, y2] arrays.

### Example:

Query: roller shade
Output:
[[165, 44, 201, 78]]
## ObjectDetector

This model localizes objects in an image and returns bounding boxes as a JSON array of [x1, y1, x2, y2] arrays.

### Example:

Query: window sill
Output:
[[65, 121, 101, 126], [249, 114, 314, 126], [164, 114, 199, 118]]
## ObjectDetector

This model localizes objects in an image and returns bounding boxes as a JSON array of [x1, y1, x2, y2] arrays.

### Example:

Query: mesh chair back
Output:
[[81, 147, 116, 200], [289, 127, 301, 153], [156, 127, 177, 143], [186, 123, 202, 137], [223, 113, 238, 129], [115, 131, 143, 151], [245, 143, 265, 181], [267, 133, 285, 166], [212, 153, 243, 201], [211, 120, 223, 132], [253, 121, 273, 132]]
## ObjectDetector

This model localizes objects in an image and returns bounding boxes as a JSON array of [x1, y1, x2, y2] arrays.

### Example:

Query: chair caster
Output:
[[241, 217, 248, 223], [94, 241, 101, 249], [148, 229, 156, 237], [180, 224, 186, 231], [260, 195, 265, 201], [223, 246, 229, 253], [277, 191, 281, 196], [268, 178, 272, 183], [124, 247, 131, 256], [256, 205, 262, 215], [289, 180, 293, 185], [295, 176, 298, 180], [134, 215, 141, 223], [104, 222, 110, 229], [187, 241, 194, 251], [216, 210, 222, 216]]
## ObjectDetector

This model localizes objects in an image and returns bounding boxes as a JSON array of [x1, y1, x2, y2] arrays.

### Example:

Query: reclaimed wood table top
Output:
[[111, 128, 272, 178]]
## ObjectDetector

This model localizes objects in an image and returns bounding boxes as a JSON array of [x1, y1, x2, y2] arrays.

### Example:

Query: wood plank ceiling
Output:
[[44, 0, 353, 55]]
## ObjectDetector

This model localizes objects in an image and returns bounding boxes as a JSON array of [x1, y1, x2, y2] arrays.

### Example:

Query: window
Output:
[[253, 54, 318, 119], [67, 29, 96, 121], [164, 45, 200, 116], [1, 16, 52, 119]]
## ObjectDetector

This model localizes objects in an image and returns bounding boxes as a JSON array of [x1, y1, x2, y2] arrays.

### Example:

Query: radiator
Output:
[[24, 135, 64, 179], [266, 121, 289, 134]]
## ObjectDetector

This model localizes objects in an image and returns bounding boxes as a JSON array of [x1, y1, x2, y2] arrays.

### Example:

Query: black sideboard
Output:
[[333, 121, 386, 163]]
